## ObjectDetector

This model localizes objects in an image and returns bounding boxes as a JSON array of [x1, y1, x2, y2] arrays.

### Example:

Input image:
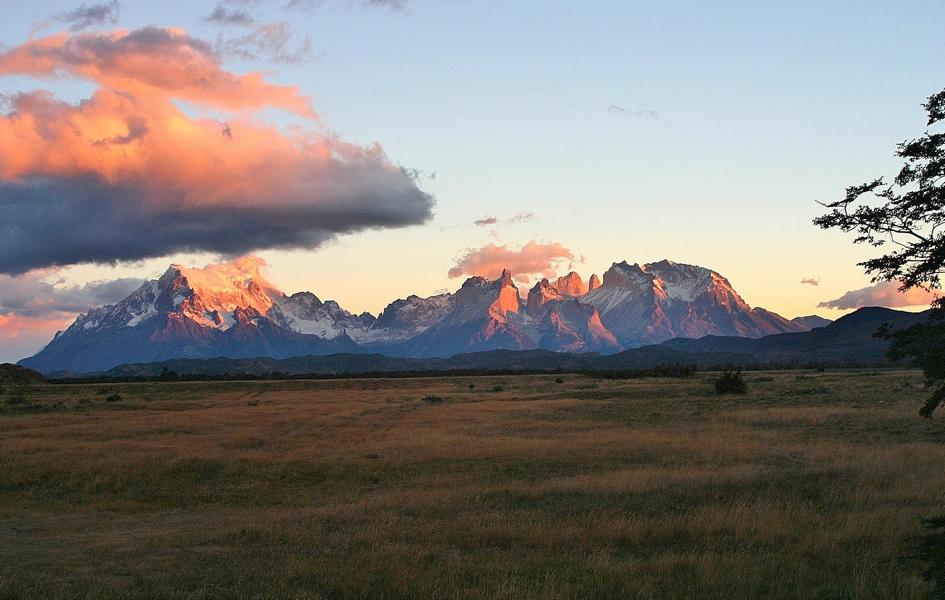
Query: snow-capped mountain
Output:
[[580, 260, 807, 346], [21, 256, 813, 374]]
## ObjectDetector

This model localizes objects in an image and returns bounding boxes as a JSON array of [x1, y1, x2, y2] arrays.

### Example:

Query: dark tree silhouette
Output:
[[815, 88, 944, 415]]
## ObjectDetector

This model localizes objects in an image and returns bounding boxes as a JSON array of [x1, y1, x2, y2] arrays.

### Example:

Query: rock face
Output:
[[20, 257, 810, 373], [580, 260, 807, 347]]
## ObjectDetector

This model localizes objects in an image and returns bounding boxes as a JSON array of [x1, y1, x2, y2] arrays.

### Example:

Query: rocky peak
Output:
[[526, 278, 563, 315], [495, 269, 515, 288], [554, 272, 587, 296], [602, 261, 653, 290], [588, 273, 602, 291]]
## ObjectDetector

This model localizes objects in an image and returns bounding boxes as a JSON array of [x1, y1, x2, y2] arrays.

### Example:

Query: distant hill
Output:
[[0, 363, 46, 384], [661, 307, 927, 366], [84, 306, 924, 379], [792, 315, 832, 329]]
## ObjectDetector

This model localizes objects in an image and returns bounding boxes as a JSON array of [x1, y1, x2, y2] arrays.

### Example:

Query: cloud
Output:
[[0, 28, 433, 274], [472, 212, 535, 228], [448, 241, 576, 284], [801, 276, 820, 286], [608, 104, 660, 122], [205, 5, 256, 26], [53, 1, 121, 31], [507, 211, 535, 224], [0, 28, 315, 116], [284, 0, 407, 10], [363, 0, 407, 9], [0, 270, 143, 318], [0, 269, 144, 362], [818, 281, 939, 310], [216, 22, 314, 64], [0, 314, 74, 363], [203, 4, 314, 65]]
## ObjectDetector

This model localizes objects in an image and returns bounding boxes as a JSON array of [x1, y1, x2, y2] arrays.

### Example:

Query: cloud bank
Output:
[[0, 28, 433, 274], [448, 241, 576, 284], [0, 269, 144, 363], [818, 281, 939, 310]]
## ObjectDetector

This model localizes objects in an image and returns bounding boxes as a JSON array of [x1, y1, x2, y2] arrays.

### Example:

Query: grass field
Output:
[[1, 370, 944, 599]]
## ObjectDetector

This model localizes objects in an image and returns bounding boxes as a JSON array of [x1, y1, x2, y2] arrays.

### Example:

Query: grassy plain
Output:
[[0, 370, 943, 599]]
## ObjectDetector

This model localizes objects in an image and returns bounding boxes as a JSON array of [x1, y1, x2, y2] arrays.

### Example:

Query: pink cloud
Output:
[[448, 241, 575, 283], [818, 281, 939, 310], [0, 28, 315, 116]]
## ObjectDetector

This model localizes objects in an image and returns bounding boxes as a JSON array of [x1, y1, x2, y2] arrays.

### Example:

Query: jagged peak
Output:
[[496, 269, 515, 287], [555, 271, 588, 296], [461, 276, 490, 289]]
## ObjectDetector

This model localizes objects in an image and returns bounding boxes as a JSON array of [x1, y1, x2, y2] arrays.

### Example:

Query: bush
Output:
[[714, 370, 747, 395], [105, 393, 122, 403], [422, 395, 444, 405], [492, 385, 504, 393], [554, 377, 565, 384]]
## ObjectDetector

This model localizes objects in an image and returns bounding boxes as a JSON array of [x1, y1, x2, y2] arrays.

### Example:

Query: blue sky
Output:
[[0, 0, 943, 360]]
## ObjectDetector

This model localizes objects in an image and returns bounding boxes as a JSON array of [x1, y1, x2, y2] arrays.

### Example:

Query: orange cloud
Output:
[[0, 28, 315, 117], [448, 241, 575, 283], [0, 28, 433, 273], [818, 281, 939, 310]]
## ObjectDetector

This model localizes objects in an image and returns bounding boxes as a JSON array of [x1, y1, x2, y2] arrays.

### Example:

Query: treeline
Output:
[[51, 365, 699, 384]]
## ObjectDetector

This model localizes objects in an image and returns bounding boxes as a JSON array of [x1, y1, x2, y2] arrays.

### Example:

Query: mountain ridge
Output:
[[21, 256, 826, 374], [88, 306, 925, 379]]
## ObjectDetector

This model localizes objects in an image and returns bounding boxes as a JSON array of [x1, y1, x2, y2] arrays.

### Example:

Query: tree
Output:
[[815, 88, 944, 416]]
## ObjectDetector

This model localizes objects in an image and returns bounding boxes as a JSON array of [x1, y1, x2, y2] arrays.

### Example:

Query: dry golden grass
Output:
[[0, 370, 943, 599]]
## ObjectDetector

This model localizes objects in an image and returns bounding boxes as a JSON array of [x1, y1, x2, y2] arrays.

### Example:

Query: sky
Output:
[[0, 0, 943, 362]]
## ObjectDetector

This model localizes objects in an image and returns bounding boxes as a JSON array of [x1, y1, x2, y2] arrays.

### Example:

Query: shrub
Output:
[[554, 377, 565, 384], [714, 370, 747, 395], [492, 385, 504, 393], [105, 393, 122, 403], [422, 395, 444, 405]]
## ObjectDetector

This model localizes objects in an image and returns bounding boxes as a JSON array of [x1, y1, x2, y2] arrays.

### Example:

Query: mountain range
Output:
[[98, 307, 927, 379], [21, 256, 828, 375]]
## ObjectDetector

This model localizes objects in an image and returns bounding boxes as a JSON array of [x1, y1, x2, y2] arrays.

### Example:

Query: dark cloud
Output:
[[0, 28, 433, 274], [474, 216, 498, 227], [608, 104, 660, 122], [818, 281, 938, 310], [0, 270, 143, 318], [54, 1, 121, 31], [800, 276, 820, 286], [0, 172, 433, 274]]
